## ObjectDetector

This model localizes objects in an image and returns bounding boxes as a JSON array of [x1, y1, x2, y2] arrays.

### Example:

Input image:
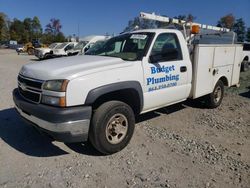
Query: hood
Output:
[[36, 48, 51, 53], [19, 55, 130, 80]]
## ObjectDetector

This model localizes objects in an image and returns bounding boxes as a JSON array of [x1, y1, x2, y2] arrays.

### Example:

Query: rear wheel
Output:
[[206, 80, 224, 108], [89, 101, 135, 154], [241, 61, 249, 72]]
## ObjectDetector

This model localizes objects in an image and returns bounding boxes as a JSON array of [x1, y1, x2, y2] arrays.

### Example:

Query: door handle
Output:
[[213, 68, 219, 75], [180, 66, 187, 72]]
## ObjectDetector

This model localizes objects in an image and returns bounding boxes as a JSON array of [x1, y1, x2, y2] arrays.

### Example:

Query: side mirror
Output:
[[149, 53, 162, 63]]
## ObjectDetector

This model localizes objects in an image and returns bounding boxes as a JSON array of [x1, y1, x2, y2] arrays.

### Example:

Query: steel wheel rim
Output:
[[105, 113, 128, 144], [214, 86, 222, 103]]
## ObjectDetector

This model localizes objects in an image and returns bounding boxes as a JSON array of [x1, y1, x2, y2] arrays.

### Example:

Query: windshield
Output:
[[55, 42, 68, 49], [85, 33, 154, 61], [74, 41, 88, 50], [49, 43, 59, 49], [85, 40, 106, 54]]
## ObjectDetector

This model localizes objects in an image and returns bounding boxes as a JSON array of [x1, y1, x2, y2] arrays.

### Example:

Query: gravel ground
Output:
[[0, 49, 249, 188]]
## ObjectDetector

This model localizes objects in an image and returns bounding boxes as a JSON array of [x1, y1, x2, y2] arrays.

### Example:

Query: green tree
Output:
[[186, 14, 196, 22], [174, 14, 196, 22], [23, 16, 42, 41], [124, 16, 159, 32], [42, 18, 66, 44], [232, 18, 246, 42], [32, 16, 42, 39], [246, 28, 250, 42], [0, 15, 5, 40], [0, 12, 10, 41], [9, 18, 27, 43], [217, 14, 235, 29], [54, 32, 66, 42], [123, 17, 141, 32], [23, 17, 33, 41]]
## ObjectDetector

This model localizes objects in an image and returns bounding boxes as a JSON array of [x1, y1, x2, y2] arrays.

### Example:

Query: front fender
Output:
[[85, 81, 144, 111]]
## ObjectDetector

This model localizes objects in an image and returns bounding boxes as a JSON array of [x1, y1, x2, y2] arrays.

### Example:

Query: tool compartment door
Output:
[[192, 45, 214, 98], [231, 46, 242, 86]]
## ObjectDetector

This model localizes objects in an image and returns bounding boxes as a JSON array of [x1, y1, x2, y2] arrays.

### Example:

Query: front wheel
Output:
[[206, 80, 224, 108], [89, 101, 135, 154], [27, 48, 34, 55]]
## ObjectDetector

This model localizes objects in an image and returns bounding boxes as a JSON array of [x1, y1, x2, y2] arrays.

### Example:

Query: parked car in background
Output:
[[67, 41, 88, 56], [241, 42, 250, 72], [67, 35, 109, 56], [52, 42, 78, 57], [35, 43, 62, 60], [16, 46, 24, 54]]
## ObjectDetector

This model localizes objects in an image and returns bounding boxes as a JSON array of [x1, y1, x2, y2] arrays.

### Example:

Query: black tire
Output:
[[44, 53, 50, 59], [27, 48, 34, 55], [206, 80, 224, 108], [241, 61, 249, 72], [89, 101, 135, 154]]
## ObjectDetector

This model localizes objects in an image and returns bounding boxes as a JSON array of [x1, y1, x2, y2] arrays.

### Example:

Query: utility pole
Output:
[[77, 22, 80, 42]]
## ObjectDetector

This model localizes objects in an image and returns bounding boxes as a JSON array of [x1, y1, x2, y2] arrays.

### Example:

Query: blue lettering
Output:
[[151, 67, 157, 74], [147, 78, 152, 85]]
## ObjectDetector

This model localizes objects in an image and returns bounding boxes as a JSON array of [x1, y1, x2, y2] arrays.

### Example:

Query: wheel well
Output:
[[92, 89, 141, 115], [243, 56, 249, 61], [219, 76, 229, 86]]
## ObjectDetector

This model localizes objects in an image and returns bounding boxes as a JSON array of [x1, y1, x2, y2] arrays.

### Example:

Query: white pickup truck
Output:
[[52, 42, 78, 57], [67, 35, 109, 56], [34, 43, 62, 60], [13, 29, 242, 154]]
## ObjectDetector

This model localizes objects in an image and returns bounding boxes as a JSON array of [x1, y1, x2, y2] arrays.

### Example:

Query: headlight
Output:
[[42, 80, 69, 92], [42, 95, 66, 107]]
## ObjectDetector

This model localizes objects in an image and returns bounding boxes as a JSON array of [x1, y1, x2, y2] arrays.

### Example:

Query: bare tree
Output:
[[217, 14, 235, 29], [45, 18, 62, 35]]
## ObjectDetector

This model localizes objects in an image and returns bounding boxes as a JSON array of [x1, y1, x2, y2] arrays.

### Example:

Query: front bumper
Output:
[[13, 88, 92, 143]]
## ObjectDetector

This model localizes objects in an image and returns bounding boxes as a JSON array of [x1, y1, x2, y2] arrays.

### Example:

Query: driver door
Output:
[[142, 33, 189, 111]]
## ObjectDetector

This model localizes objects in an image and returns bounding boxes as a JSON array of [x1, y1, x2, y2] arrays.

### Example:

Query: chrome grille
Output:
[[18, 75, 44, 103]]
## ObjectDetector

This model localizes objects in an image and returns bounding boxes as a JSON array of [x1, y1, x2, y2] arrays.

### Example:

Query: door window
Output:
[[65, 44, 74, 51], [151, 33, 183, 62]]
